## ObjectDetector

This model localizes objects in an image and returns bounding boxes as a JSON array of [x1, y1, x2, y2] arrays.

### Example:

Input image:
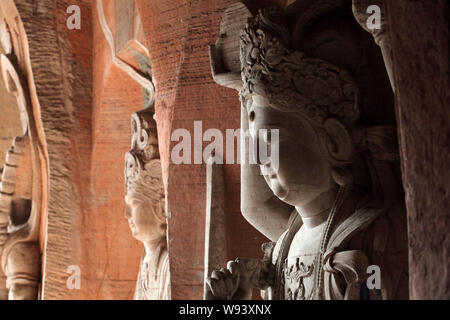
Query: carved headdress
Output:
[[240, 6, 360, 127], [125, 109, 166, 221]]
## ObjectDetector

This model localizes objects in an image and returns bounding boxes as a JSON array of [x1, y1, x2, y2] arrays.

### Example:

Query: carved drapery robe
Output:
[[263, 192, 408, 300], [134, 241, 171, 300]]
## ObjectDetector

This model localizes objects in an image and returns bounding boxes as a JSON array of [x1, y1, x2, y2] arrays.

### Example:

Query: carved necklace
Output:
[[312, 186, 349, 300]]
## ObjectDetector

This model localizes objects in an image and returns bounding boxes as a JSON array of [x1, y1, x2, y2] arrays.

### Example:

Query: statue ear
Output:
[[324, 119, 353, 162]]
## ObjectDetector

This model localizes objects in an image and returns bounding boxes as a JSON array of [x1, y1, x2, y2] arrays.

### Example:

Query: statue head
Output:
[[125, 110, 166, 243], [240, 4, 398, 208]]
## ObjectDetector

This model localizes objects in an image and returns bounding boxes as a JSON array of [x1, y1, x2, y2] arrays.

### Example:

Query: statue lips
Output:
[[261, 163, 289, 200], [265, 173, 289, 200]]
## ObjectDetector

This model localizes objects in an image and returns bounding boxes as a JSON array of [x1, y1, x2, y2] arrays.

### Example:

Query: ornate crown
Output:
[[239, 7, 360, 126], [125, 109, 161, 197]]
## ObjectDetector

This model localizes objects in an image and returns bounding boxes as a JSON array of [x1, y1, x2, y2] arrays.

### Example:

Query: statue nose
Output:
[[255, 135, 271, 166]]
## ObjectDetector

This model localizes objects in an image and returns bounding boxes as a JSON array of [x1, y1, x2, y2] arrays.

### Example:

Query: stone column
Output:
[[386, 0, 449, 300]]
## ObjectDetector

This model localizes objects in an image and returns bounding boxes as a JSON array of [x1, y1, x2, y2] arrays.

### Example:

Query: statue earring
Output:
[[331, 166, 354, 187]]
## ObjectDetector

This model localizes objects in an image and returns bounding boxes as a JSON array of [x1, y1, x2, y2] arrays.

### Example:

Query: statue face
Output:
[[247, 95, 334, 208], [125, 193, 164, 242]]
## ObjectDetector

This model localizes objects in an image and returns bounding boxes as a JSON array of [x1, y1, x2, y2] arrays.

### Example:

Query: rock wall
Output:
[[10, 0, 92, 299], [387, 0, 449, 299], [7, 0, 144, 299]]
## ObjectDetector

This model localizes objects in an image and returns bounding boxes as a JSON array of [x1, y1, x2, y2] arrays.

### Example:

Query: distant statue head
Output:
[[240, 3, 400, 208], [125, 110, 166, 243]]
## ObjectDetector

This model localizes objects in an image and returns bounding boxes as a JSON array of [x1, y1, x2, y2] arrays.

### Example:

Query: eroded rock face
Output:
[[385, 0, 449, 300], [357, 0, 450, 300], [0, 0, 145, 300]]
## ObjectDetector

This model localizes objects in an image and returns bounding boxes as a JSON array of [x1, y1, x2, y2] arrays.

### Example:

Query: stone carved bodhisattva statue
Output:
[[206, 4, 408, 300], [125, 110, 170, 300]]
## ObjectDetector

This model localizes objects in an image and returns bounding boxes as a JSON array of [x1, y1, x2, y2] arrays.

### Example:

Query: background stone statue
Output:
[[125, 109, 171, 300], [0, 137, 40, 300], [0, 47, 44, 300], [207, 1, 408, 300]]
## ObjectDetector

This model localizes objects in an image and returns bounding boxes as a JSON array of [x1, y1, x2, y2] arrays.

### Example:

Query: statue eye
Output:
[[249, 111, 256, 122]]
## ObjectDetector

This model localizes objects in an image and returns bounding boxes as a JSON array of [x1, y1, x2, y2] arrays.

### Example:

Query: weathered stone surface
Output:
[[2, 0, 144, 299], [387, 0, 450, 300], [0, 1, 51, 299], [8, 0, 93, 299], [80, 0, 147, 299]]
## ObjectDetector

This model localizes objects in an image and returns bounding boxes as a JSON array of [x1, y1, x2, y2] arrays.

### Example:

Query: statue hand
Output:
[[205, 259, 259, 300]]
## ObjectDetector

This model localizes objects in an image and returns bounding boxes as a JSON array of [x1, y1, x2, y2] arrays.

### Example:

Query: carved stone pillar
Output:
[[382, 1, 449, 299]]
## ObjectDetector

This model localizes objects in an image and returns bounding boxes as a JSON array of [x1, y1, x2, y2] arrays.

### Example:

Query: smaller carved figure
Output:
[[125, 109, 170, 300]]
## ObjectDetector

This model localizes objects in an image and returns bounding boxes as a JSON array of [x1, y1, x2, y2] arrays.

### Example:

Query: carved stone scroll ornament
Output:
[[207, 5, 408, 300], [125, 109, 171, 300]]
